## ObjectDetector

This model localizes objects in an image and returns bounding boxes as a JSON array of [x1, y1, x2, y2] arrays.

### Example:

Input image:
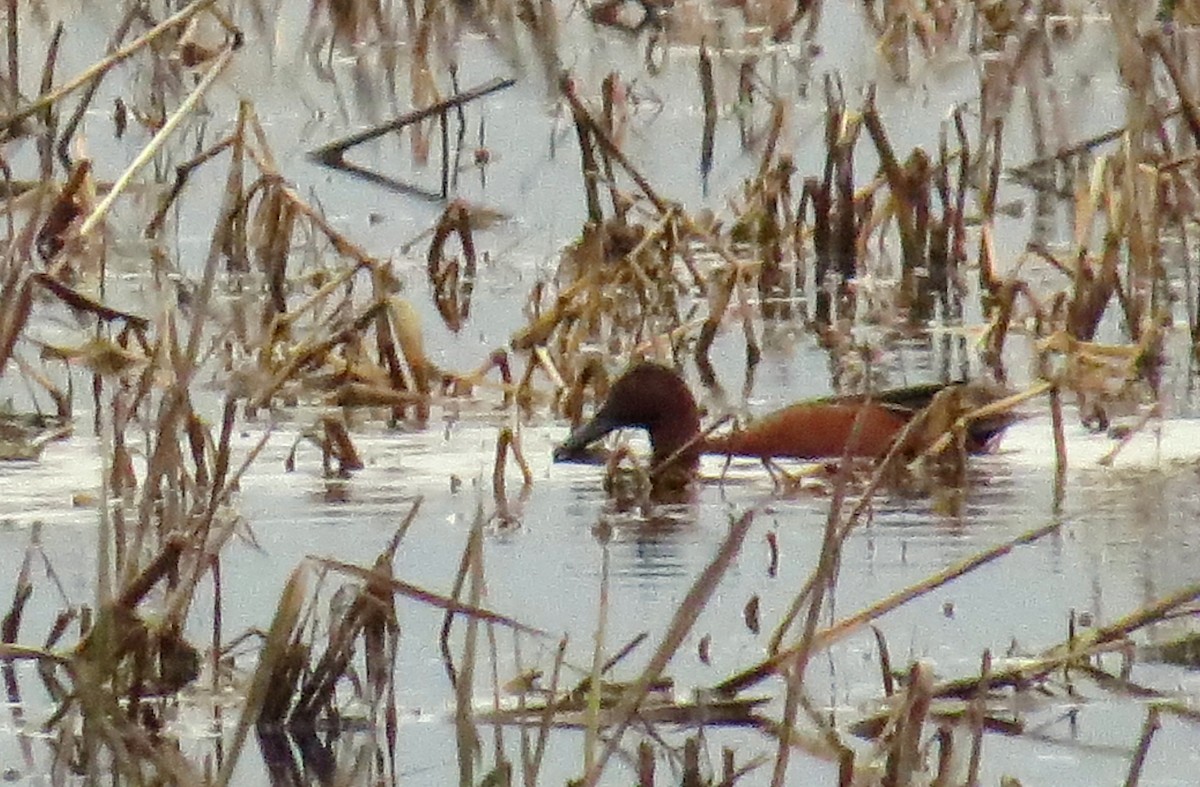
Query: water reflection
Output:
[[603, 500, 696, 581]]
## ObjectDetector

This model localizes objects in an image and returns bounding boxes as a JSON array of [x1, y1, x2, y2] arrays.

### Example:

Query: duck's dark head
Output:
[[553, 362, 702, 468]]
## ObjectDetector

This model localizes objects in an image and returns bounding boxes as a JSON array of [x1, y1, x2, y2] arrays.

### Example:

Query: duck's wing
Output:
[[823, 381, 955, 413], [823, 380, 1021, 453]]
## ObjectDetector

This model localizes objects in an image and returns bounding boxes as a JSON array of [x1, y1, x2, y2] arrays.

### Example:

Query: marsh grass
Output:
[[0, 0, 1193, 784]]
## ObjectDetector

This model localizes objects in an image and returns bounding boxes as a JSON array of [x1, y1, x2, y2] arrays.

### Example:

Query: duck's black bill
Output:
[[551, 444, 609, 464], [552, 414, 618, 464]]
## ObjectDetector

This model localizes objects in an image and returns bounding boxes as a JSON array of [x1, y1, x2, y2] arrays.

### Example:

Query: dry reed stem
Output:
[[34, 22, 61, 181], [872, 626, 894, 698], [578, 509, 755, 787], [0, 642, 69, 665], [719, 519, 1061, 696], [1146, 33, 1200, 149], [164, 427, 275, 627], [32, 272, 149, 330], [495, 426, 534, 492], [250, 300, 389, 409], [770, 649, 804, 785], [565, 97, 598, 227], [1122, 705, 1161, 787], [427, 200, 479, 332], [1095, 401, 1162, 467], [699, 40, 715, 183], [695, 266, 735, 375], [76, 48, 236, 245], [732, 262, 762, 367], [966, 649, 990, 785], [317, 557, 544, 637], [1049, 385, 1066, 512], [483, 679, 767, 729], [638, 740, 655, 785], [764, 389, 976, 657], [34, 138, 88, 264], [560, 73, 670, 216], [4, 0, 15, 113], [930, 726, 953, 787], [518, 637, 564, 783], [598, 73, 624, 215], [243, 155, 387, 276], [0, 0, 220, 130], [273, 255, 371, 330], [329, 382, 429, 408], [111, 536, 186, 610], [886, 661, 933, 785], [214, 565, 307, 787], [681, 737, 702, 786], [485, 620, 507, 776], [454, 510, 486, 783], [1008, 106, 1184, 178], [862, 94, 923, 277], [144, 135, 236, 237], [511, 275, 592, 350], [580, 633, 650, 691], [67, 656, 203, 781], [173, 99, 250, 380], [583, 528, 610, 776], [910, 581, 1200, 708], [1077, 662, 1200, 725], [747, 703, 843, 765], [54, 8, 146, 168], [493, 426, 532, 516], [920, 380, 1049, 457], [319, 413, 364, 474], [0, 275, 32, 375], [389, 296, 433, 416], [309, 76, 514, 163]]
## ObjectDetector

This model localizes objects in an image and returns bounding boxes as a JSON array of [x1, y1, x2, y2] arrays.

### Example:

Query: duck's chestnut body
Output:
[[553, 362, 1013, 470]]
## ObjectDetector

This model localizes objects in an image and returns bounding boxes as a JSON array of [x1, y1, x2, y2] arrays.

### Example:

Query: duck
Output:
[[553, 362, 1015, 472]]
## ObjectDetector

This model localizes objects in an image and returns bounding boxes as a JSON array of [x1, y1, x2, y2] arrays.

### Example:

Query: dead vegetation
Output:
[[0, 0, 1195, 784]]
